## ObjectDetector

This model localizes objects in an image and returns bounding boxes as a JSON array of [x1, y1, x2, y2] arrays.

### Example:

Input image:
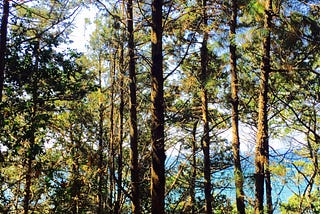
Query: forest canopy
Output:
[[0, 0, 319, 213]]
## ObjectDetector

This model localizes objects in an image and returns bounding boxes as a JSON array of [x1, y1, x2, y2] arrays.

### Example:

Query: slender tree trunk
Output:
[[200, 1, 212, 213], [151, 0, 165, 213], [108, 53, 116, 213], [305, 127, 318, 212], [264, 0, 273, 211], [97, 55, 105, 214], [23, 41, 40, 214], [115, 83, 124, 214], [254, 0, 272, 213], [115, 36, 125, 214], [70, 126, 81, 214], [127, 0, 141, 213], [0, 0, 9, 103], [0, 1, 9, 204], [23, 147, 33, 214], [71, 146, 80, 214], [265, 149, 272, 214], [229, 0, 246, 213], [190, 120, 198, 214]]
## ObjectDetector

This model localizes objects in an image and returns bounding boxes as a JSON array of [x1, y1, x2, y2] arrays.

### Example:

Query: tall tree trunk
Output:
[[0, 1, 9, 202], [200, 0, 212, 213], [229, 0, 246, 213], [0, 0, 9, 103], [108, 52, 116, 213], [190, 120, 198, 214], [127, 0, 141, 213], [254, 0, 272, 213], [115, 35, 125, 214], [151, 0, 165, 213], [23, 41, 40, 214], [97, 55, 105, 214]]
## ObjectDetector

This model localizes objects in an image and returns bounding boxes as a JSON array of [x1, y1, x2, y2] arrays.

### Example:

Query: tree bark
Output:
[[71, 132, 80, 214], [190, 120, 198, 214], [68, 119, 83, 214], [115, 33, 125, 214], [97, 55, 105, 214], [23, 149, 33, 214], [254, 0, 273, 213], [151, 0, 165, 213], [127, 0, 141, 213], [304, 127, 318, 212], [0, 0, 9, 103], [200, 0, 212, 213], [229, 0, 246, 213], [23, 41, 40, 214], [108, 52, 116, 213]]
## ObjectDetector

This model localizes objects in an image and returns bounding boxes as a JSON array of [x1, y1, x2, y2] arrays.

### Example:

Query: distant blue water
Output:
[[224, 150, 310, 212], [165, 149, 311, 212]]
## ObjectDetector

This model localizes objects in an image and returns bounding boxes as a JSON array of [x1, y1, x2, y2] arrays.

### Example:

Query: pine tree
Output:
[[254, 0, 273, 212], [229, 0, 245, 213], [199, 0, 212, 213], [0, 0, 9, 103], [127, 0, 141, 213], [151, 0, 165, 213]]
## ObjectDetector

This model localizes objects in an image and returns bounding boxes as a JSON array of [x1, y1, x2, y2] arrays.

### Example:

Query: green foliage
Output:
[[1, 0, 319, 213], [280, 190, 320, 213]]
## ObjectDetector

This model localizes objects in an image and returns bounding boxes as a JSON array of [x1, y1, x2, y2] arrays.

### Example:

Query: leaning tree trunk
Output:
[[0, 0, 10, 103], [151, 0, 165, 213], [254, 0, 273, 213], [200, 0, 212, 213], [127, 0, 141, 213], [229, 0, 246, 213]]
